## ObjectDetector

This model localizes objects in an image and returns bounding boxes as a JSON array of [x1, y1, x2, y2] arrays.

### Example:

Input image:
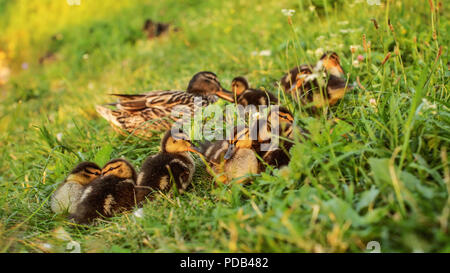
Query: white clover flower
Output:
[[367, 0, 381, 6], [369, 98, 377, 107], [41, 243, 53, 250], [133, 208, 144, 218], [309, 5, 316, 12], [251, 50, 271, 57], [350, 45, 359, 53], [281, 9, 295, 17], [56, 133, 63, 142], [259, 50, 272, 56], [352, 60, 360, 68], [315, 48, 325, 58], [316, 35, 326, 41]]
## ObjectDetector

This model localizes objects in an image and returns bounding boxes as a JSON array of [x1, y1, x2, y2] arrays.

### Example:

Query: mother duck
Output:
[[96, 71, 233, 139]]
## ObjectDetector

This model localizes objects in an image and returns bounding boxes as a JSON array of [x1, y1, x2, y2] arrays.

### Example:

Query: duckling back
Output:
[[223, 148, 259, 184], [197, 140, 229, 164], [70, 176, 137, 224], [237, 89, 278, 107], [137, 152, 195, 199], [51, 182, 84, 214]]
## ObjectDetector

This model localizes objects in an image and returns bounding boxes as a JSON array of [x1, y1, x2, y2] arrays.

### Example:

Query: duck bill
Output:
[[223, 144, 235, 160], [215, 89, 235, 102], [187, 146, 204, 156]]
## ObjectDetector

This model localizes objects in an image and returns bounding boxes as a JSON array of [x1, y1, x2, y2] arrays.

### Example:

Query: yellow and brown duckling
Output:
[[195, 127, 259, 185], [280, 52, 352, 108], [229, 76, 278, 107], [142, 19, 171, 39], [51, 162, 101, 214], [69, 159, 138, 224], [96, 71, 234, 139], [251, 106, 296, 169], [316, 51, 345, 78], [136, 130, 197, 200]]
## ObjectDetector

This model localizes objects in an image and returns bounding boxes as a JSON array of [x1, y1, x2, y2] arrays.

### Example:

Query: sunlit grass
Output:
[[0, 0, 449, 252]]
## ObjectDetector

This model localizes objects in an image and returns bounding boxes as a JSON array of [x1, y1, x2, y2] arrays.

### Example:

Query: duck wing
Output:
[[96, 104, 187, 138]]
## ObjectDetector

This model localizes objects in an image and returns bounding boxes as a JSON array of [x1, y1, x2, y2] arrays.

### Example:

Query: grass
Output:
[[0, 0, 449, 253]]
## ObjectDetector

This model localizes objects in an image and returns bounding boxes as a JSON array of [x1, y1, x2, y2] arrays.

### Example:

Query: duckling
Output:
[[136, 130, 196, 200], [251, 106, 296, 169], [96, 71, 234, 139], [280, 52, 351, 107], [313, 74, 352, 108], [51, 162, 101, 214], [142, 19, 171, 39], [280, 64, 314, 96], [196, 127, 259, 184], [69, 159, 137, 224], [316, 52, 345, 78], [230, 76, 278, 107]]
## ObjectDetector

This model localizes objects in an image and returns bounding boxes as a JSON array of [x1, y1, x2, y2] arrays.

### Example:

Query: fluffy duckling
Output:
[[280, 52, 351, 107], [230, 76, 278, 107], [196, 127, 259, 184], [96, 71, 234, 139], [51, 162, 101, 214], [143, 19, 171, 39], [136, 130, 196, 200], [251, 106, 296, 169], [316, 52, 345, 78], [69, 159, 137, 224], [280, 64, 314, 95]]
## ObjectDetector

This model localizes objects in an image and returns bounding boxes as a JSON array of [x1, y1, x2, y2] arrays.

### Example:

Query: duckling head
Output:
[[66, 162, 101, 186], [288, 66, 313, 93], [268, 106, 294, 124], [101, 158, 137, 182], [318, 52, 345, 78], [231, 76, 249, 97], [186, 71, 234, 102], [161, 130, 200, 154]]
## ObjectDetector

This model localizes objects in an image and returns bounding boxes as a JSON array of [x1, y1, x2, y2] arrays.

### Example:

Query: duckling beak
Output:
[[187, 146, 203, 155], [224, 144, 236, 160], [215, 89, 235, 102]]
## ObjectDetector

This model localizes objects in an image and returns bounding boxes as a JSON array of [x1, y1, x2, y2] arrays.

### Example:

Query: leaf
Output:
[[94, 144, 113, 167], [356, 186, 379, 212], [368, 158, 391, 186], [400, 171, 435, 199], [323, 198, 364, 227]]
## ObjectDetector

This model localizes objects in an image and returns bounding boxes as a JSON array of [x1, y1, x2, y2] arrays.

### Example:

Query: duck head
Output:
[[231, 76, 249, 97], [101, 158, 137, 182], [161, 130, 201, 154], [186, 71, 234, 101], [318, 52, 345, 78]]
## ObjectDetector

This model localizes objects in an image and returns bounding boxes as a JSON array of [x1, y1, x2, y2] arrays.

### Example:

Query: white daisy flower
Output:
[[134, 208, 145, 218], [281, 9, 295, 17]]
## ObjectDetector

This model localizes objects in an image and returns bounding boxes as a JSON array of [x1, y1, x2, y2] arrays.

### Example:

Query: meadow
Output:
[[0, 0, 448, 252]]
